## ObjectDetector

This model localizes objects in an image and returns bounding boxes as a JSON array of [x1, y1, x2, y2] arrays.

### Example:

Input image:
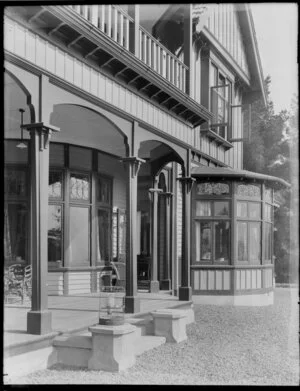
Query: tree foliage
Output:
[[243, 77, 298, 283]]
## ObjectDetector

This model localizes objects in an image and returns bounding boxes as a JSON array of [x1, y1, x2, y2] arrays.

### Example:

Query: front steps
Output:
[[4, 301, 194, 380]]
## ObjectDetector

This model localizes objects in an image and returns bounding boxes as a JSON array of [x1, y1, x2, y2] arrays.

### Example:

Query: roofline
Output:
[[191, 167, 290, 189], [243, 4, 268, 107]]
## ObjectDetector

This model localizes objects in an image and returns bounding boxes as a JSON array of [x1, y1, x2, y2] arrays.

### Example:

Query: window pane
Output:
[[97, 176, 111, 204], [5, 140, 28, 163], [196, 201, 211, 216], [214, 201, 229, 216], [5, 169, 27, 197], [96, 209, 110, 263], [237, 222, 247, 262], [249, 202, 261, 219], [70, 173, 90, 201], [199, 222, 212, 260], [48, 205, 62, 263], [249, 222, 261, 264], [214, 221, 230, 263], [265, 187, 273, 203], [264, 223, 272, 263], [264, 204, 272, 222], [70, 207, 89, 265], [49, 171, 63, 199], [237, 202, 247, 218], [4, 203, 27, 264]]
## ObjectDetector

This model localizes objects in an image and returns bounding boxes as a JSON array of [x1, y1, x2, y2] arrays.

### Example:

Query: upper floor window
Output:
[[210, 63, 231, 140]]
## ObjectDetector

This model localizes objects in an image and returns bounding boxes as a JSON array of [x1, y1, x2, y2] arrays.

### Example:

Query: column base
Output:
[[160, 279, 171, 290], [125, 296, 140, 313], [149, 280, 160, 293], [178, 286, 192, 301], [27, 310, 52, 335]]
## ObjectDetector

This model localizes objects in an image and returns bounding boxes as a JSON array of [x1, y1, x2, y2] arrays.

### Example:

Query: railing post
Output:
[[184, 4, 193, 96], [128, 4, 140, 57]]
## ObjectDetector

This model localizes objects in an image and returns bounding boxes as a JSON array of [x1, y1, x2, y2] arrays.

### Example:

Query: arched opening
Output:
[[137, 140, 184, 291], [4, 70, 35, 269]]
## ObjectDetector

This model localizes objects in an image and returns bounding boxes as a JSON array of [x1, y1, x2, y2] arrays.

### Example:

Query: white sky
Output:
[[251, 3, 298, 113]]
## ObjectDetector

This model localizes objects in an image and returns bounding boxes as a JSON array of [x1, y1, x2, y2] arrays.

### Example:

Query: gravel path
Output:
[[6, 288, 299, 385]]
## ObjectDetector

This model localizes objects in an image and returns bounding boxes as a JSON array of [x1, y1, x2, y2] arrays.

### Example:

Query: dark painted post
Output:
[[177, 176, 195, 301], [122, 156, 145, 313], [161, 192, 173, 290], [148, 179, 162, 293], [23, 122, 59, 334]]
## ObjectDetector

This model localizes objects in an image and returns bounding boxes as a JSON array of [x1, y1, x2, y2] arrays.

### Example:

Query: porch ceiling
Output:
[[5, 5, 212, 128]]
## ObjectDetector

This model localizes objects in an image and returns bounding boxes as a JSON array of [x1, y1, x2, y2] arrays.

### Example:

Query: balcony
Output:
[[70, 5, 188, 93], [4, 4, 212, 127]]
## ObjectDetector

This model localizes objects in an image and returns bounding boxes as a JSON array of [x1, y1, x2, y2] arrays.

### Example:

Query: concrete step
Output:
[[134, 335, 166, 356]]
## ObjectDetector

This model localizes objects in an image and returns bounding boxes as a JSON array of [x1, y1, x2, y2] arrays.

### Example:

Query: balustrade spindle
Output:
[[91, 5, 98, 27], [107, 5, 112, 37], [82, 5, 88, 19], [166, 54, 170, 82], [157, 46, 161, 74], [119, 13, 124, 46], [143, 34, 147, 64], [113, 7, 118, 41], [152, 40, 156, 71], [100, 5, 105, 32], [147, 37, 151, 67], [74, 5, 80, 13], [124, 18, 129, 50]]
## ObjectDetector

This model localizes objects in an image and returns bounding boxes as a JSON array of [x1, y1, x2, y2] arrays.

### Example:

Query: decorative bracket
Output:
[[148, 187, 163, 202], [121, 157, 146, 178], [21, 122, 60, 151], [177, 176, 196, 193]]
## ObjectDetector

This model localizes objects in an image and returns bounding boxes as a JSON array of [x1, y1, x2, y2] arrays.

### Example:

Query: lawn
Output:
[[7, 288, 299, 385]]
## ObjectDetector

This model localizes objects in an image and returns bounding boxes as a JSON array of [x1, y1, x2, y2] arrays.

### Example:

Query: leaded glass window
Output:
[[237, 183, 261, 198], [196, 182, 230, 195], [237, 222, 247, 262], [70, 173, 90, 201], [49, 171, 63, 199]]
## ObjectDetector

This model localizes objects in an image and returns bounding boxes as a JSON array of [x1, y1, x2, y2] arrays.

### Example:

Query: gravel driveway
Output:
[[7, 288, 299, 385]]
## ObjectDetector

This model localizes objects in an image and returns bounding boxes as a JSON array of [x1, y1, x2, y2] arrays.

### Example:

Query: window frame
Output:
[[193, 182, 232, 265]]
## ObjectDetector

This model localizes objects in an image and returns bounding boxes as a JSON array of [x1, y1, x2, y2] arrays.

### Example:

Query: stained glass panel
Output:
[[196, 182, 230, 195], [237, 183, 261, 198], [70, 173, 90, 201], [49, 171, 63, 199]]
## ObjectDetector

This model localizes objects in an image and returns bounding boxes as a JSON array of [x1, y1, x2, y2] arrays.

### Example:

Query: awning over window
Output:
[[191, 166, 290, 189]]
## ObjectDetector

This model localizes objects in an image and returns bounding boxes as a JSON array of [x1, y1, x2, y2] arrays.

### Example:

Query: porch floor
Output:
[[4, 291, 190, 352]]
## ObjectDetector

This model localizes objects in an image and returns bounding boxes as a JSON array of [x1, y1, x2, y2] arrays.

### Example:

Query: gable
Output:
[[203, 4, 250, 78]]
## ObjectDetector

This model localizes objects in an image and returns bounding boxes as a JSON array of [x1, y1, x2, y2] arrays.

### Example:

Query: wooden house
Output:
[[4, 4, 289, 334]]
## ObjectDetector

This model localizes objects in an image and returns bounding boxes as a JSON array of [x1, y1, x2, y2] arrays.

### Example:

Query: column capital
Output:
[[177, 176, 196, 192], [121, 157, 145, 178], [22, 122, 60, 151]]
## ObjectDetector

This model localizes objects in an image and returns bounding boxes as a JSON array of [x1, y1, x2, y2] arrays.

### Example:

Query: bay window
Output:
[[193, 180, 274, 266]]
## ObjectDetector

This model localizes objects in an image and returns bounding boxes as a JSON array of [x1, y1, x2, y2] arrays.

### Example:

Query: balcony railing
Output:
[[69, 4, 187, 93]]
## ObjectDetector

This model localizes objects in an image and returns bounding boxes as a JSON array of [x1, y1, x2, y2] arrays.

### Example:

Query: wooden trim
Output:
[[4, 53, 228, 168]]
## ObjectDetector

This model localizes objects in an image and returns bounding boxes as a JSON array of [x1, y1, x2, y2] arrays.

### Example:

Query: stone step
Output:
[[134, 335, 166, 356]]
